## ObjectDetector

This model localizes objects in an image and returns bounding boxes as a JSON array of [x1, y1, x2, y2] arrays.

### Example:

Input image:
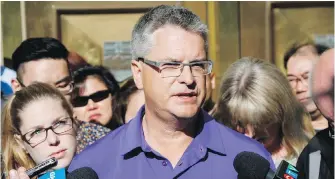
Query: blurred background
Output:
[[1, 1, 334, 101]]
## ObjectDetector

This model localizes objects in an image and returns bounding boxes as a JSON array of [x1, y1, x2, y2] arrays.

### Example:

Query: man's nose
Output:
[[177, 65, 195, 85], [296, 78, 308, 93]]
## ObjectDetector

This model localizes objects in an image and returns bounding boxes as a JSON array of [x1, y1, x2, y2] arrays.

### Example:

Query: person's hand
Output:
[[8, 167, 29, 179]]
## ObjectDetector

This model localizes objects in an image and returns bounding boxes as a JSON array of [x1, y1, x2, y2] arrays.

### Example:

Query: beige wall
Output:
[[240, 2, 267, 60], [25, 1, 178, 39], [273, 6, 334, 72], [2, 1, 333, 102], [2, 1, 22, 59]]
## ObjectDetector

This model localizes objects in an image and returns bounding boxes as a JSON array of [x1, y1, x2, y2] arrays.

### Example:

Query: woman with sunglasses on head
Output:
[[71, 66, 122, 130], [2, 82, 77, 179]]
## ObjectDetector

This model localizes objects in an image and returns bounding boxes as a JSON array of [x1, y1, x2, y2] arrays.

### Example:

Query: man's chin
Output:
[[170, 105, 200, 119]]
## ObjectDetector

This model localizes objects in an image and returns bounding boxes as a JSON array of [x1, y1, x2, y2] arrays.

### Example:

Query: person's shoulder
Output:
[[75, 121, 112, 153], [208, 119, 275, 168], [301, 128, 330, 153], [296, 130, 326, 176], [203, 111, 269, 154], [79, 123, 126, 153], [69, 124, 128, 172], [213, 120, 268, 152], [315, 128, 331, 139]]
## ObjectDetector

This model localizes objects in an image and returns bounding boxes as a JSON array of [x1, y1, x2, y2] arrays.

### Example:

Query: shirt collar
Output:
[[120, 106, 226, 156]]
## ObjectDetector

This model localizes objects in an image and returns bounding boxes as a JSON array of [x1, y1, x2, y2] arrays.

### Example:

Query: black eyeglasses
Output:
[[137, 57, 213, 78], [71, 90, 111, 107], [21, 117, 74, 147]]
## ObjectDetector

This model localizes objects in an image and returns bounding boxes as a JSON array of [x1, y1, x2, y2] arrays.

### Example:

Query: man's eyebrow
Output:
[[55, 76, 71, 85], [191, 58, 207, 62], [163, 58, 180, 62], [302, 71, 310, 76], [287, 74, 297, 78], [163, 58, 207, 62]]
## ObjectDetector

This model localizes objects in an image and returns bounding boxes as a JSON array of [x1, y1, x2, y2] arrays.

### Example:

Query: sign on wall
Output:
[[103, 41, 133, 82], [314, 34, 334, 48]]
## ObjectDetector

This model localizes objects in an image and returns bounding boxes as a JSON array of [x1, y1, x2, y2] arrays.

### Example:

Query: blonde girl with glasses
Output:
[[2, 82, 77, 178]]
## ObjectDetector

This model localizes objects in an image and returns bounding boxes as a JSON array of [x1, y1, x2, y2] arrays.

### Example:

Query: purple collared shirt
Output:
[[69, 106, 275, 179]]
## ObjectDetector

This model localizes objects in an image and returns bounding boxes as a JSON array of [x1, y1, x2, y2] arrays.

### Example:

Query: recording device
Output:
[[39, 168, 66, 179], [26, 157, 57, 178], [233, 151, 299, 179], [275, 160, 299, 179], [38, 167, 99, 179]]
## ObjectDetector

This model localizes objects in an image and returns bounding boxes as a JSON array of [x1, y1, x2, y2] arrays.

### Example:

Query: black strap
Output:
[[307, 129, 334, 178], [315, 130, 334, 177]]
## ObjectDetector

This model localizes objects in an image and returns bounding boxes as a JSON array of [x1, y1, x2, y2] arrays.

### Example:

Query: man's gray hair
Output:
[[131, 5, 208, 59]]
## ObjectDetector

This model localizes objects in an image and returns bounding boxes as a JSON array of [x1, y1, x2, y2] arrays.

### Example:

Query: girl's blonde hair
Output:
[[214, 57, 315, 159], [1, 82, 74, 176]]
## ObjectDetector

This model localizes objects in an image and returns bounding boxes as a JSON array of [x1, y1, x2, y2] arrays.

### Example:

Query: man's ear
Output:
[[131, 59, 143, 89], [14, 134, 28, 152], [210, 72, 216, 90], [11, 79, 22, 92]]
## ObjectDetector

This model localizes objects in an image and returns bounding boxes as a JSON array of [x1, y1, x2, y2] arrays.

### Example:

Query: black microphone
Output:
[[233, 151, 299, 179], [67, 167, 99, 179], [37, 167, 98, 179]]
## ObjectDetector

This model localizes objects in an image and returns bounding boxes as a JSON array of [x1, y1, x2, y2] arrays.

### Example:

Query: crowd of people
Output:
[[1, 4, 333, 179]]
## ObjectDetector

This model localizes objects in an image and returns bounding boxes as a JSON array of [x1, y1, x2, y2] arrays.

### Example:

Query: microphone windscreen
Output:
[[67, 167, 99, 179], [233, 151, 270, 179]]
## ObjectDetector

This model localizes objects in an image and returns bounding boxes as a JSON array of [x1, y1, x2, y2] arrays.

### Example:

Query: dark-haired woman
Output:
[[71, 66, 122, 130]]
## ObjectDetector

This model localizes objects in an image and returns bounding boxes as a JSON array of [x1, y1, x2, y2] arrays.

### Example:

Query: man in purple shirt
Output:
[[69, 5, 275, 179]]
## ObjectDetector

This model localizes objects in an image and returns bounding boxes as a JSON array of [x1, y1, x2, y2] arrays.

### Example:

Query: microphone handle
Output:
[[26, 158, 57, 178]]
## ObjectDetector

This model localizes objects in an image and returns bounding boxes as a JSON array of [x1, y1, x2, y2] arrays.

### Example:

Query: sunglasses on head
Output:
[[72, 90, 110, 107]]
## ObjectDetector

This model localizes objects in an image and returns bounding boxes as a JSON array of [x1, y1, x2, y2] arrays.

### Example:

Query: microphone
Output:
[[26, 157, 57, 178], [25, 156, 98, 179], [38, 167, 99, 179], [67, 167, 99, 179], [233, 151, 299, 179]]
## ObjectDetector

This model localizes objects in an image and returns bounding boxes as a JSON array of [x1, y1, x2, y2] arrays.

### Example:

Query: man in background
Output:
[[296, 48, 334, 179], [284, 43, 329, 131]]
